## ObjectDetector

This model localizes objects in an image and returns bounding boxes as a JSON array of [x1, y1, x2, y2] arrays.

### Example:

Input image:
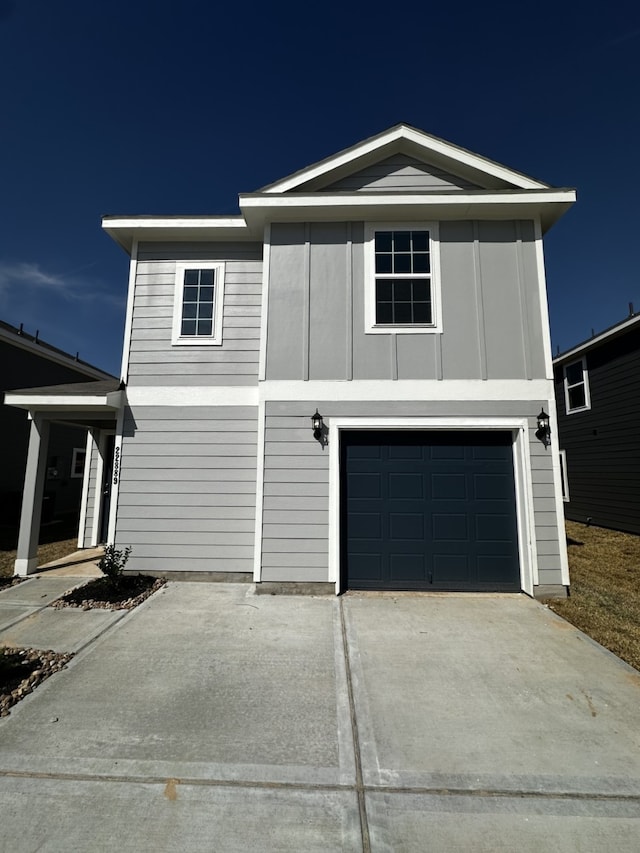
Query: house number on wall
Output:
[[113, 446, 120, 485]]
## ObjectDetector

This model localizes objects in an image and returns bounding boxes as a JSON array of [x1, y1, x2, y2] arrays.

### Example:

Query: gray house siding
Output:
[[83, 431, 100, 544], [127, 242, 262, 387], [114, 405, 258, 574], [317, 154, 480, 192], [265, 221, 546, 382], [259, 400, 562, 587]]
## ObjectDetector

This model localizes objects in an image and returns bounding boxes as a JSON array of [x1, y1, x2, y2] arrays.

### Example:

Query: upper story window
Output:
[[364, 223, 441, 334], [172, 262, 225, 346], [563, 357, 590, 413]]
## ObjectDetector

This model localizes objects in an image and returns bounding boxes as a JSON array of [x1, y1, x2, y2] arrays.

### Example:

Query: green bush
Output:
[[98, 545, 132, 587]]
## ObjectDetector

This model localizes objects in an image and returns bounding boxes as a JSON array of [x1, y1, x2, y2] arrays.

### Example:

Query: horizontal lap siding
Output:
[[554, 330, 640, 534], [128, 243, 262, 386], [115, 406, 258, 574], [319, 155, 479, 192], [260, 401, 563, 586]]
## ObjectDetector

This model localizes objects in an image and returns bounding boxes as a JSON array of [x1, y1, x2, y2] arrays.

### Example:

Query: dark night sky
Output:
[[1, 0, 639, 374]]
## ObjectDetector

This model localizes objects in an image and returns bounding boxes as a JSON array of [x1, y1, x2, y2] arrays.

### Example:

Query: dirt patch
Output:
[[546, 521, 640, 672], [0, 647, 73, 717], [0, 536, 79, 578], [51, 575, 166, 611]]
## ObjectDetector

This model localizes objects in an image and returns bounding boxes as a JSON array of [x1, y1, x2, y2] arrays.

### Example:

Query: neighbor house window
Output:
[[70, 447, 86, 479], [172, 262, 225, 345], [559, 450, 569, 501], [564, 357, 590, 413], [365, 223, 441, 334]]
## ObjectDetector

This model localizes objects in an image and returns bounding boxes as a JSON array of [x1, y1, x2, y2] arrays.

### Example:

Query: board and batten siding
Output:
[[114, 405, 258, 574], [265, 221, 545, 383], [317, 154, 479, 193], [260, 400, 563, 588], [127, 242, 263, 387]]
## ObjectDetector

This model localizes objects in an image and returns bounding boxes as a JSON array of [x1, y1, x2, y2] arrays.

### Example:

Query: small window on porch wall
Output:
[[172, 262, 225, 346], [563, 357, 590, 413]]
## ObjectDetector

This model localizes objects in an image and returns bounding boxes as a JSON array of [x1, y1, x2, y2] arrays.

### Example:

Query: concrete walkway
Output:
[[0, 583, 639, 851]]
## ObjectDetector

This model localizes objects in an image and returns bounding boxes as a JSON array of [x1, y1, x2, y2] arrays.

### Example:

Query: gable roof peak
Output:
[[259, 124, 550, 194]]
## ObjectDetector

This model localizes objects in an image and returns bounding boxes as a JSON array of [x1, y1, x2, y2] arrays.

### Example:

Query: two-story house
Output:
[[9, 125, 575, 596], [553, 311, 640, 535]]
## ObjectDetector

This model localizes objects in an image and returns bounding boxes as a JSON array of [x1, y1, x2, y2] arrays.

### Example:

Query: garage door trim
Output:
[[328, 417, 535, 595]]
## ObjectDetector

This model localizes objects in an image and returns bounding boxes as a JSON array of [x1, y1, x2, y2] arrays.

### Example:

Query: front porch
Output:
[[4, 380, 123, 576]]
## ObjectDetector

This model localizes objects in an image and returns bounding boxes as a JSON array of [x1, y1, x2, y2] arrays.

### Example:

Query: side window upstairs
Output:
[[172, 262, 226, 346], [563, 357, 590, 413]]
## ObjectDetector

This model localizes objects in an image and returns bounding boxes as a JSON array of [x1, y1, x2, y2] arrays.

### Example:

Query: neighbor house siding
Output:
[[265, 221, 546, 382], [554, 328, 640, 535], [115, 405, 258, 574], [259, 400, 562, 586], [127, 242, 263, 387], [316, 154, 480, 192]]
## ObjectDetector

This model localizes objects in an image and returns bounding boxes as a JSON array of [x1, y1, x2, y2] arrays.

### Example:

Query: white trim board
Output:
[[120, 238, 138, 383], [260, 124, 549, 193], [328, 416, 537, 596]]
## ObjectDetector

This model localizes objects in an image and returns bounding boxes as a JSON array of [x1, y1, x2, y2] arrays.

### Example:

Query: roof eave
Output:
[[102, 216, 259, 254], [553, 313, 640, 364], [239, 190, 576, 233]]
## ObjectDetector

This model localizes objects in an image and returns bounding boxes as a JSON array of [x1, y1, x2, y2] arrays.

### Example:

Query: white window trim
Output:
[[559, 449, 570, 502], [172, 261, 226, 346], [70, 447, 86, 479], [563, 356, 591, 413], [364, 222, 442, 335]]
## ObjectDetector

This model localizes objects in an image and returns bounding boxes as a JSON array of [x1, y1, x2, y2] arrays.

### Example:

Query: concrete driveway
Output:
[[1, 583, 639, 851]]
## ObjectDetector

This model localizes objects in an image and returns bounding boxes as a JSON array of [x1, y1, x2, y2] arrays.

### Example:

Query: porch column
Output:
[[15, 412, 50, 576]]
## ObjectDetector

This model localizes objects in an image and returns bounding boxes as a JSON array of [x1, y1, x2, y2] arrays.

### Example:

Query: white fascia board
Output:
[[125, 386, 259, 407], [553, 313, 640, 365], [102, 217, 256, 254], [239, 190, 576, 233], [0, 328, 113, 381], [259, 379, 553, 402], [4, 391, 123, 411], [263, 125, 548, 193]]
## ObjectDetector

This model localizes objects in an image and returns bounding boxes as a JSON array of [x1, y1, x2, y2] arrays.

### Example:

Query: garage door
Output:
[[341, 431, 520, 591]]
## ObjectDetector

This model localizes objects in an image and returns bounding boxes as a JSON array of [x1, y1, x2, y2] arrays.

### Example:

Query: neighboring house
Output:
[[8, 125, 576, 596], [553, 312, 640, 535], [0, 320, 115, 537]]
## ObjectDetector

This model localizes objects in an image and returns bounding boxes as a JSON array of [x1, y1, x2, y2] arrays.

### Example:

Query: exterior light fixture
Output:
[[535, 409, 551, 448], [311, 409, 324, 442]]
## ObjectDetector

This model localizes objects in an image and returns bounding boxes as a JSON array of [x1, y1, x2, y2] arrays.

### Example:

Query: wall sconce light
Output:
[[535, 409, 551, 448], [311, 409, 324, 442]]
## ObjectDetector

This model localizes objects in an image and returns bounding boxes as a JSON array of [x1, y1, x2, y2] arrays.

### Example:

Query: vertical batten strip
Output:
[[303, 223, 311, 381], [258, 224, 271, 381], [346, 223, 353, 381], [515, 221, 532, 380], [472, 222, 488, 380]]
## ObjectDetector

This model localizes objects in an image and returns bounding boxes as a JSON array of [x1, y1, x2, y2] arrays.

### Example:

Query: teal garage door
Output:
[[341, 431, 520, 591]]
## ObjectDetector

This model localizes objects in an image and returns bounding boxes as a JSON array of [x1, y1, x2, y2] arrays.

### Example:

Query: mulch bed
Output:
[[0, 647, 73, 717], [51, 574, 166, 611], [0, 577, 25, 590]]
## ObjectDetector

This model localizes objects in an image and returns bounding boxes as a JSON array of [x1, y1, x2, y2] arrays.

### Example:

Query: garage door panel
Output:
[[388, 473, 424, 499], [342, 430, 520, 592], [473, 473, 512, 500], [476, 514, 514, 541], [348, 472, 381, 499], [432, 554, 470, 582], [432, 514, 468, 541], [348, 512, 382, 539], [390, 513, 424, 540], [431, 473, 467, 500], [389, 554, 426, 582]]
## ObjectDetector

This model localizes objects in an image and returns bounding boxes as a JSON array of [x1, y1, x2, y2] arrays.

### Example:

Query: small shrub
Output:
[[98, 544, 132, 587]]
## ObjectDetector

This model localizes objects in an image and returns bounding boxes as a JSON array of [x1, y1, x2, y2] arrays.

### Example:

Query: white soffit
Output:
[[102, 217, 256, 254]]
